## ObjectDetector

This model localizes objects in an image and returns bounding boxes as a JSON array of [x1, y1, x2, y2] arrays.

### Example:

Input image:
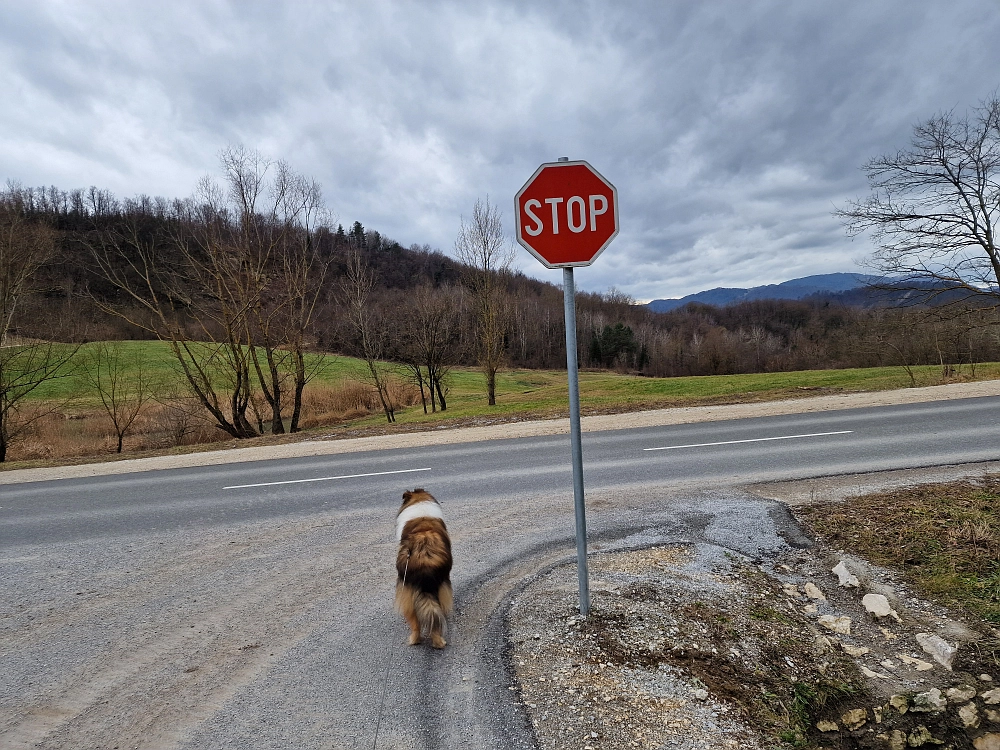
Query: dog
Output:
[[395, 489, 453, 648]]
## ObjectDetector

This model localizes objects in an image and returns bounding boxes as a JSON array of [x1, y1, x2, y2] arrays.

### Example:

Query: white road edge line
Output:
[[223, 467, 432, 490], [643, 430, 853, 452]]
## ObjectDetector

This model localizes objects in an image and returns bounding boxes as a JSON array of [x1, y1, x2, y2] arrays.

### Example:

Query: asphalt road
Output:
[[1, 396, 998, 749], [3, 396, 1000, 547]]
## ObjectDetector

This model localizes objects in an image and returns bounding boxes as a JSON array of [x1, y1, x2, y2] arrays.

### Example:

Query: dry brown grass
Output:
[[297, 378, 421, 428], [8, 401, 223, 461]]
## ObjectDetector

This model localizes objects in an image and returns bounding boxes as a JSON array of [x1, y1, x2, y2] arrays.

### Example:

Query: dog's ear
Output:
[[402, 490, 413, 502]]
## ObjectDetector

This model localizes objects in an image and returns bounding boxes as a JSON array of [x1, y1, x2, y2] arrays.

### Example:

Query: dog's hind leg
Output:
[[395, 582, 422, 645], [405, 610, 422, 645], [429, 599, 448, 649]]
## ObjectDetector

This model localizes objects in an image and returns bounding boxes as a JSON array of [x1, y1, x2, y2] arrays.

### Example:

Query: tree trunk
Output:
[[486, 368, 496, 406], [435, 376, 447, 411]]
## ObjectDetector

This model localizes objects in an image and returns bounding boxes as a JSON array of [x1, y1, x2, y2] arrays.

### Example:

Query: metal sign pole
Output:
[[562, 266, 590, 616]]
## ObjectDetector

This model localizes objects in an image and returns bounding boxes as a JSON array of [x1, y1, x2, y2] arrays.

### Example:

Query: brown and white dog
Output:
[[395, 489, 453, 648]]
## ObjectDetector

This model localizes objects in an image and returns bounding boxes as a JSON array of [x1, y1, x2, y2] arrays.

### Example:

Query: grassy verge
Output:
[[796, 477, 1000, 625]]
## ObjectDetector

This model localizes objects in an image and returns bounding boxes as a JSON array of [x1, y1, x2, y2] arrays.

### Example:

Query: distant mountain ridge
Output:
[[646, 273, 877, 312]]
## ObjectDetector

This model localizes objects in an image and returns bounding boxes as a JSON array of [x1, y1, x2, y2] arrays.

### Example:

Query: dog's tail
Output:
[[396, 581, 453, 636], [414, 589, 446, 639]]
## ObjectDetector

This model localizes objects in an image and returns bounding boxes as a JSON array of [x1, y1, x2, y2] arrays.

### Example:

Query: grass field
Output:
[[19, 340, 1000, 419], [6, 339, 1000, 464]]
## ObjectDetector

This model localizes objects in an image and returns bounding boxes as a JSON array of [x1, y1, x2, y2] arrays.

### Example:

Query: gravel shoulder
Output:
[[3, 379, 999, 486], [508, 533, 1000, 749]]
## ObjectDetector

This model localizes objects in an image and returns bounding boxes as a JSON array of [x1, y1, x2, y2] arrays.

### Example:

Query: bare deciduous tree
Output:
[[89, 146, 334, 438], [397, 284, 460, 412], [84, 341, 154, 453], [341, 247, 398, 423], [454, 197, 514, 406], [837, 97, 1000, 308], [0, 202, 77, 461]]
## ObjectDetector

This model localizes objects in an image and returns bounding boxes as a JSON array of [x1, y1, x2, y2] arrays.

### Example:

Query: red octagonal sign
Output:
[[515, 160, 619, 268]]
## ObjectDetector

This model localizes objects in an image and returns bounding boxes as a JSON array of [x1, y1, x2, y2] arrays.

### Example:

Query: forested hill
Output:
[[4, 182, 999, 378]]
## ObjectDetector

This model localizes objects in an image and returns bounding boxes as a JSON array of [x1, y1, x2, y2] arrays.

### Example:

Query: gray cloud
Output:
[[2, 0, 998, 299]]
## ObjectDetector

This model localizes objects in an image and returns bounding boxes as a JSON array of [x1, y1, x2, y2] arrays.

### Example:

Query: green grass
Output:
[[12, 340, 1000, 426], [798, 478, 1000, 624]]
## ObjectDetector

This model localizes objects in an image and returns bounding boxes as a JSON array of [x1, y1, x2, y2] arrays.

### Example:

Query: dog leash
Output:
[[372, 552, 409, 750]]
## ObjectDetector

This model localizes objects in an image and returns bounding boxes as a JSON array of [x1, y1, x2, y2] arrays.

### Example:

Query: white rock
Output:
[[816, 719, 838, 732], [782, 583, 799, 596], [862, 593, 900, 621], [983, 688, 1000, 705], [804, 582, 826, 600], [803, 603, 818, 615], [693, 688, 708, 700], [818, 614, 852, 635], [832, 560, 860, 588], [843, 644, 870, 657], [915, 633, 957, 670], [974, 733, 1000, 750]]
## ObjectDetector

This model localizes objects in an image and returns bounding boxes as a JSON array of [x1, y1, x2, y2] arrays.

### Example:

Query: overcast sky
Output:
[[2, 2, 999, 300]]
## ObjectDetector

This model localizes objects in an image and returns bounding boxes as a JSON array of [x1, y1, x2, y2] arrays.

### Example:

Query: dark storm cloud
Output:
[[2, 1, 999, 298]]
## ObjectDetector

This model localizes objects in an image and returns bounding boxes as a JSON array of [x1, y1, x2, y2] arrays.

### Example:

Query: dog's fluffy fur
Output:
[[395, 488, 453, 648]]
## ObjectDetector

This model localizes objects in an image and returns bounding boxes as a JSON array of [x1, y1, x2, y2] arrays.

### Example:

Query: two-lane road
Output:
[[3, 396, 998, 547]]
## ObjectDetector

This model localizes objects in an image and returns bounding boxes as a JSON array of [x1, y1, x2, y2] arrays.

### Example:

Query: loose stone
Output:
[[982, 688, 1000, 705], [818, 614, 852, 635], [843, 643, 870, 657], [832, 560, 860, 588], [947, 685, 978, 704], [958, 701, 980, 729], [974, 733, 1000, 750], [915, 632, 957, 670], [816, 719, 838, 732], [841, 708, 867, 730], [804, 582, 826, 600], [887, 729, 906, 750], [907, 724, 936, 746], [862, 593, 900, 621], [898, 654, 934, 671], [861, 665, 890, 680], [911, 687, 946, 713], [987, 709, 1000, 723], [889, 694, 909, 714]]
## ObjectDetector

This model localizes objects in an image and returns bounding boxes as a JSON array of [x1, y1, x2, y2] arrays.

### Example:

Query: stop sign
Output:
[[515, 160, 618, 268]]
